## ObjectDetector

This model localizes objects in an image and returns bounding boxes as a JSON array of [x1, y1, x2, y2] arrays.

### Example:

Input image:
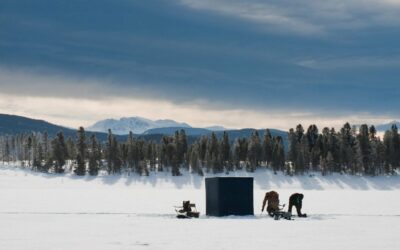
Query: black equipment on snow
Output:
[[271, 204, 292, 220], [175, 201, 200, 219]]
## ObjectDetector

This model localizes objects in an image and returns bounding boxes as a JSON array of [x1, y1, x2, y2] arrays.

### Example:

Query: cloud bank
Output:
[[0, 0, 399, 128]]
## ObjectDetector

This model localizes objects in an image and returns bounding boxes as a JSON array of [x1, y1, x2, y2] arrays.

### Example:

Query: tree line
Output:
[[0, 123, 399, 176]]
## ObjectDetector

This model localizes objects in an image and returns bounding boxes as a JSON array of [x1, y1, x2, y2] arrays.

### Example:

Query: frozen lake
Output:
[[1, 166, 399, 250]]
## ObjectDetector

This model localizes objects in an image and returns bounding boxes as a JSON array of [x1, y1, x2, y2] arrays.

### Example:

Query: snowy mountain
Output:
[[204, 126, 227, 131], [87, 117, 191, 135], [0, 114, 133, 142], [375, 121, 400, 132]]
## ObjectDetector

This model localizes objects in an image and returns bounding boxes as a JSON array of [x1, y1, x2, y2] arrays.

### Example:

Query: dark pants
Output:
[[267, 206, 277, 217], [288, 202, 305, 217]]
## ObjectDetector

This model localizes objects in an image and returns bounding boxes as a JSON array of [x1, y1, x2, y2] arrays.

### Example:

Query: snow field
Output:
[[0, 166, 399, 250]]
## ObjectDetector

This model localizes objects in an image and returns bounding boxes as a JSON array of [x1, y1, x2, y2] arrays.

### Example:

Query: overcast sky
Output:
[[1, 0, 399, 130]]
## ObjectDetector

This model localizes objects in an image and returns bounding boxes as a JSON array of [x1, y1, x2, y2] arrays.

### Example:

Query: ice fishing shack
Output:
[[205, 177, 254, 217]]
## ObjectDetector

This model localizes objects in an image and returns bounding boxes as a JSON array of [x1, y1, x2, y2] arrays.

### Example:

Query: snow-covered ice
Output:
[[0, 165, 399, 250]]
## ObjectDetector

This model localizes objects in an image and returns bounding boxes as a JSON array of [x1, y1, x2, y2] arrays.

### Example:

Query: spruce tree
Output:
[[329, 128, 340, 172], [42, 132, 52, 171], [52, 132, 67, 173], [159, 136, 169, 172], [207, 132, 221, 173], [262, 129, 273, 167], [175, 130, 188, 168], [306, 125, 319, 169], [271, 136, 285, 174], [189, 144, 203, 175], [357, 124, 371, 175], [32, 135, 42, 170], [66, 137, 76, 161], [383, 130, 392, 174], [326, 151, 335, 174], [127, 131, 135, 172], [220, 131, 231, 172], [74, 127, 86, 176], [247, 130, 262, 171], [4, 139, 10, 163], [198, 136, 208, 167], [146, 142, 156, 172], [287, 128, 297, 165], [391, 124, 400, 169], [88, 134, 100, 176], [112, 137, 122, 174], [369, 127, 380, 176], [25, 136, 33, 167], [339, 123, 355, 173], [232, 139, 241, 170]]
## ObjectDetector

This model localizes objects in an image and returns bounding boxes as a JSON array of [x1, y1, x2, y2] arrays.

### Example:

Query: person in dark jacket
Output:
[[288, 193, 307, 217], [261, 191, 280, 216]]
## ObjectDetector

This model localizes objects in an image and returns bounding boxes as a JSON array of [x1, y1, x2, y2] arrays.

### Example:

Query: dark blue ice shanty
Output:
[[205, 177, 254, 216]]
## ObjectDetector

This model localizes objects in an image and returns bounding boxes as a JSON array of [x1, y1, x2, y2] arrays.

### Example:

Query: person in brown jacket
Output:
[[261, 191, 280, 216]]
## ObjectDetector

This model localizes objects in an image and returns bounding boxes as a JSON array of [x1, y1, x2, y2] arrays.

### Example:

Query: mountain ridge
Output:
[[375, 121, 400, 132], [87, 116, 226, 135], [0, 114, 288, 148]]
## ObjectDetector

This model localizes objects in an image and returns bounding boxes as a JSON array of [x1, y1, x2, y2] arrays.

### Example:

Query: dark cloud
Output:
[[0, 0, 399, 117]]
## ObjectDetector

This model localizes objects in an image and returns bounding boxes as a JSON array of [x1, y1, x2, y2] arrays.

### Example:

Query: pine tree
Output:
[[339, 123, 356, 173], [295, 136, 307, 174], [262, 129, 273, 167], [383, 130, 392, 174], [88, 134, 100, 176], [235, 138, 248, 169], [351, 139, 363, 175], [66, 137, 76, 161], [232, 139, 241, 170], [326, 151, 335, 174], [25, 136, 33, 167], [159, 136, 169, 172], [169, 137, 181, 176], [42, 131, 52, 171], [306, 125, 319, 169], [376, 137, 386, 175], [391, 124, 400, 169], [247, 130, 262, 171], [369, 126, 379, 176], [271, 136, 285, 174], [328, 128, 340, 172], [4, 139, 10, 163], [112, 137, 122, 174], [207, 132, 221, 173], [295, 124, 304, 143], [107, 129, 113, 174], [220, 131, 231, 172], [175, 130, 188, 168], [52, 132, 67, 173], [383, 124, 400, 174], [198, 136, 208, 168], [127, 131, 135, 172], [146, 141, 156, 172], [32, 135, 42, 170], [287, 128, 297, 165], [189, 144, 203, 175], [289, 125, 307, 174], [74, 127, 86, 176], [357, 124, 371, 175]]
